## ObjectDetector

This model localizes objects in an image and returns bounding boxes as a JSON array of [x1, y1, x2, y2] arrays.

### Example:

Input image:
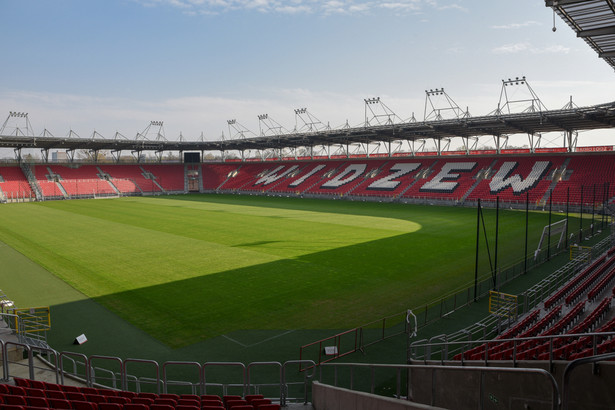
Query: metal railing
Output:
[[319, 362, 560, 410], [407, 234, 615, 363], [0, 339, 315, 405], [408, 331, 615, 369]]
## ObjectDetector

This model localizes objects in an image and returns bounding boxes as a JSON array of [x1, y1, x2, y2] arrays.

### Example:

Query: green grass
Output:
[[0, 194, 572, 353]]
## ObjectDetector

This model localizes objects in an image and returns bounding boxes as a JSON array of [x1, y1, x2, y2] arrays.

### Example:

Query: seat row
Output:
[[7, 380, 278, 410], [543, 254, 608, 310]]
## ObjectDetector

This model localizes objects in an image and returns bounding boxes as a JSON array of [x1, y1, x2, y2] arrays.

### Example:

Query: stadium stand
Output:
[[452, 246, 615, 363], [350, 160, 425, 198], [0, 380, 282, 410], [466, 156, 566, 205], [31, 165, 66, 199], [201, 153, 615, 206], [550, 154, 615, 206], [5, 151, 613, 204], [46, 165, 116, 197], [201, 163, 238, 190], [0, 166, 34, 200], [140, 164, 185, 192], [401, 158, 492, 201], [98, 165, 162, 193]]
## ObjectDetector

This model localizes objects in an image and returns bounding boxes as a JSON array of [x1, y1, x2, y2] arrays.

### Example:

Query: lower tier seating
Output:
[[3, 379, 280, 410]]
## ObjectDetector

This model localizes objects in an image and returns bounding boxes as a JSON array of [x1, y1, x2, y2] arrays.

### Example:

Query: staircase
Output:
[[139, 166, 165, 192], [460, 159, 498, 203], [395, 160, 438, 200], [20, 163, 42, 201]]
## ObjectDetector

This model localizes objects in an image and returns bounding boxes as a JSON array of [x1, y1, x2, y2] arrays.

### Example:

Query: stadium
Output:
[[1, 0, 615, 409]]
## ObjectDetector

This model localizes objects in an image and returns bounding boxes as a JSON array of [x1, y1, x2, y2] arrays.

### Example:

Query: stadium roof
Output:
[[547, 0, 615, 70], [1, 101, 615, 156]]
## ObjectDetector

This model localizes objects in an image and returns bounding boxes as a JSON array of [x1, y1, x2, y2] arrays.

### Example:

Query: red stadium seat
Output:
[[106, 397, 129, 405], [124, 404, 149, 410], [13, 378, 30, 388], [66, 392, 87, 402], [47, 398, 72, 409], [97, 403, 123, 410], [177, 399, 199, 406], [72, 400, 98, 410], [5, 396, 28, 406], [7, 387, 26, 396], [244, 395, 264, 403], [131, 397, 153, 406], [150, 405, 174, 410], [24, 389, 45, 398], [45, 390, 66, 400]]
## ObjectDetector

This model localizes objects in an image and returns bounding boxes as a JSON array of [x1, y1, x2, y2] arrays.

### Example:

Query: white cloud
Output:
[[491, 21, 541, 30], [130, 0, 467, 15], [492, 42, 570, 55]]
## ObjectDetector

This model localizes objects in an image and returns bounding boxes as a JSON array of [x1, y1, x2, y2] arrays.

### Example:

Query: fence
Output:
[[317, 362, 560, 410], [0, 339, 316, 406], [300, 221, 613, 368], [407, 234, 615, 363]]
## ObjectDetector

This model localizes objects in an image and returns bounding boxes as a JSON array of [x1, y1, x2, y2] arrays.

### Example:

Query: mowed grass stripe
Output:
[[0, 203, 282, 295], [0, 197, 424, 347], [0, 196, 562, 348]]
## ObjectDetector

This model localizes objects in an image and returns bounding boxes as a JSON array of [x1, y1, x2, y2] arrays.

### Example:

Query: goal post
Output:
[[534, 219, 567, 260]]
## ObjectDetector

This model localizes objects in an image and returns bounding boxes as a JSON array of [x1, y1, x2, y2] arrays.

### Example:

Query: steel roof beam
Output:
[[578, 25, 615, 37], [545, 0, 595, 5]]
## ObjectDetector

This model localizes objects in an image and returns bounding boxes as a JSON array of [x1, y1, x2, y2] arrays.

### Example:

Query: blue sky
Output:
[[1, 0, 614, 149]]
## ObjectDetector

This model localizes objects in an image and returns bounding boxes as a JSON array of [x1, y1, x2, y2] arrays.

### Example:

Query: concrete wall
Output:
[[312, 381, 446, 410], [408, 360, 615, 410]]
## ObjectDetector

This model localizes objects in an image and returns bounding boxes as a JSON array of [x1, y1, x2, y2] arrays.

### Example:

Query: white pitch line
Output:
[[247, 329, 296, 347], [222, 334, 247, 347], [221, 329, 296, 348]]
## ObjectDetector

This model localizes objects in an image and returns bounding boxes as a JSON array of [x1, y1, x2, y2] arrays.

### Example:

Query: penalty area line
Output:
[[222, 330, 296, 348], [222, 335, 247, 347]]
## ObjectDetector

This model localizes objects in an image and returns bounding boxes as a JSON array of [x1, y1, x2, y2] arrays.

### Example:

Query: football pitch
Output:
[[0, 194, 570, 359]]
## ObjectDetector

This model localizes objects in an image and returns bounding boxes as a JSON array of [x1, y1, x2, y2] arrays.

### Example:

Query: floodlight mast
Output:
[[259, 113, 295, 159], [493, 76, 547, 115], [490, 76, 554, 153], [363, 97, 404, 127], [423, 88, 467, 121], [258, 113, 288, 137], [227, 119, 258, 161], [137, 121, 166, 141], [1, 112, 34, 137], [294, 108, 327, 133]]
